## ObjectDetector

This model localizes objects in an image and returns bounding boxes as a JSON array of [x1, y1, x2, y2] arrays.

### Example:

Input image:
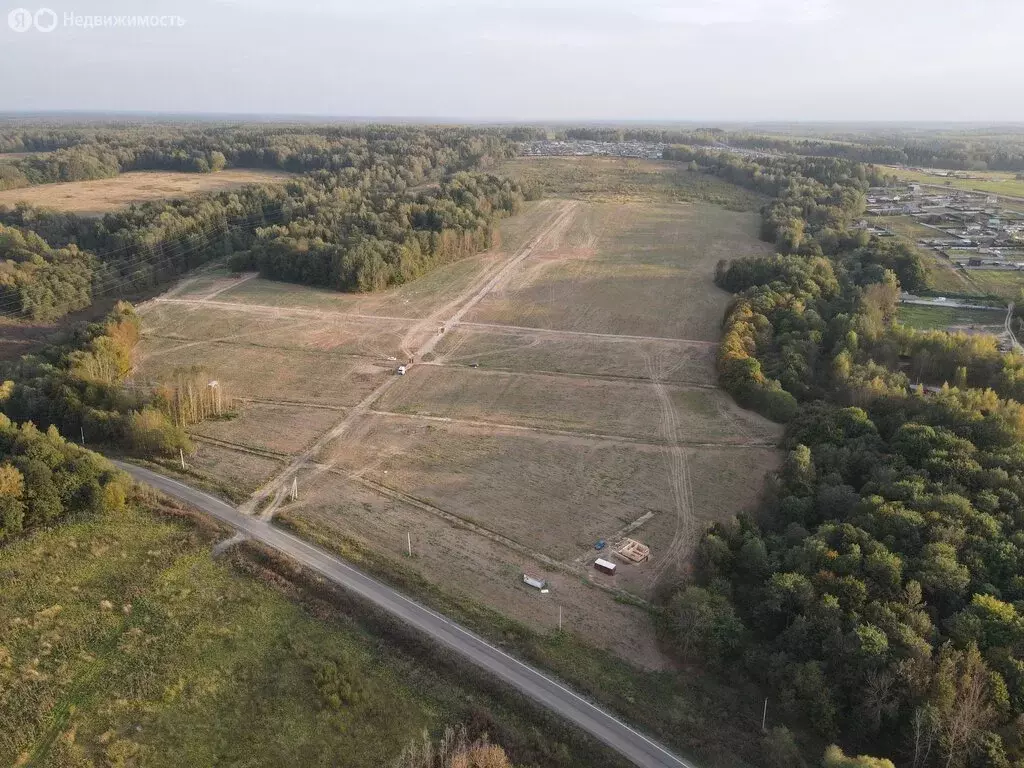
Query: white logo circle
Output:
[[34, 7, 57, 32], [8, 7, 34, 31]]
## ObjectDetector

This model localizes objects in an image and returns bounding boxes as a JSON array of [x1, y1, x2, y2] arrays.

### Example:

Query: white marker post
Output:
[[762, 698, 768, 731], [180, 448, 186, 470], [407, 532, 412, 558]]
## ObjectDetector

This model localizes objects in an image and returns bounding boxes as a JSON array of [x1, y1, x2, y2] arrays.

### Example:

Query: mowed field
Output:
[[0, 169, 293, 215], [134, 159, 781, 667]]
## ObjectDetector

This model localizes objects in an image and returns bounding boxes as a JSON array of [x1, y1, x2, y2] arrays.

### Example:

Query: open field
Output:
[[193, 403, 342, 456], [318, 413, 778, 564], [0, 502, 436, 767], [964, 270, 1024, 300], [897, 303, 1006, 331], [885, 166, 1024, 199], [134, 166, 782, 670], [0, 169, 293, 215], [495, 156, 768, 210], [284, 468, 670, 668], [184, 440, 285, 499], [465, 200, 770, 341], [139, 339, 388, 408]]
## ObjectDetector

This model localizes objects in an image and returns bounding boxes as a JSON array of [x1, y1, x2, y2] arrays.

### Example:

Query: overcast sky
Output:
[[2, 0, 1023, 122]]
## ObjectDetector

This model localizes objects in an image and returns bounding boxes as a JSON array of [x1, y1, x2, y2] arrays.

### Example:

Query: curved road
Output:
[[115, 461, 696, 768]]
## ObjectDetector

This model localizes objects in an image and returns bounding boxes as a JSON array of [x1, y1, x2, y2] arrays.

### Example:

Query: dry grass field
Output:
[[133, 159, 783, 665], [0, 169, 293, 215], [433, 325, 718, 385], [374, 365, 776, 445], [464, 200, 768, 341], [495, 156, 768, 211]]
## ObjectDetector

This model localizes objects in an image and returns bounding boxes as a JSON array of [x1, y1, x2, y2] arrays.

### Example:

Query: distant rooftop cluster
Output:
[[865, 183, 1024, 270], [519, 139, 666, 160]]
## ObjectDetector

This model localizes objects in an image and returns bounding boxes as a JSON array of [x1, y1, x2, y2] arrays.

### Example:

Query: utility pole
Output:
[[180, 448, 186, 470], [761, 698, 768, 731]]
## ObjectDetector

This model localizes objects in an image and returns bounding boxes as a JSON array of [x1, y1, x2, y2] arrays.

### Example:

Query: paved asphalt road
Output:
[[115, 461, 696, 768]]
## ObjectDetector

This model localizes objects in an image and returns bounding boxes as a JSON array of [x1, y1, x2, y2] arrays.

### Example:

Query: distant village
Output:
[[519, 139, 666, 160], [865, 183, 1024, 270]]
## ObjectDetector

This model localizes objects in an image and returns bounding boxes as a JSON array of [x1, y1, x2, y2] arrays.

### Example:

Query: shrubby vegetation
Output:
[[0, 411, 128, 541], [394, 727, 512, 768], [664, 146, 1024, 766], [0, 302, 191, 458]]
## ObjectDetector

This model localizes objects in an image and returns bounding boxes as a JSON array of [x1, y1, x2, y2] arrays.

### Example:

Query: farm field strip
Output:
[[312, 409, 777, 568], [374, 365, 778, 446], [456, 321, 719, 346], [191, 433, 292, 460], [366, 407, 777, 449], [149, 296, 417, 325], [421, 359, 720, 390], [422, 360, 720, 390]]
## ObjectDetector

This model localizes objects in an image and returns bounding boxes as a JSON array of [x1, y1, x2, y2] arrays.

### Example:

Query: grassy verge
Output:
[[276, 510, 768, 768]]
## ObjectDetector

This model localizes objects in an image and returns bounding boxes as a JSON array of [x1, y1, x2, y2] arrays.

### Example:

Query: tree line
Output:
[[0, 123, 517, 190], [0, 410, 131, 542], [662, 147, 1024, 767], [231, 171, 526, 292]]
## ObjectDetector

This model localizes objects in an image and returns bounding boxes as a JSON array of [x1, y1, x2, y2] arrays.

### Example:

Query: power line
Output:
[[0, 209, 283, 315], [0, 208, 289, 316]]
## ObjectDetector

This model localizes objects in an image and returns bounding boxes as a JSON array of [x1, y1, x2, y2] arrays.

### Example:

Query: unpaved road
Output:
[[115, 461, 696, 768]]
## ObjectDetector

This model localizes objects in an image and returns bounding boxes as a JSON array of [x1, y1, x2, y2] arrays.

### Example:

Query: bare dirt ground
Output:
[[133, 166, 782, 667], [0, 169, 293, 216]]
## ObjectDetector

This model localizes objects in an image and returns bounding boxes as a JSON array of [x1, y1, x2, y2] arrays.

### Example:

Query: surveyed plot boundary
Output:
[[238, 200, 581, 518], [136, 192, 781, 648]]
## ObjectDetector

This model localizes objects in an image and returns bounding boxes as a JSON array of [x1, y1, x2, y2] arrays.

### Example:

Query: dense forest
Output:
[[0, 223, 94, 319], [718, 133, 1024, 173], [0, 123, 515, 189], [662, 147, 1024, 767], [231, 171, 526, 291]]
